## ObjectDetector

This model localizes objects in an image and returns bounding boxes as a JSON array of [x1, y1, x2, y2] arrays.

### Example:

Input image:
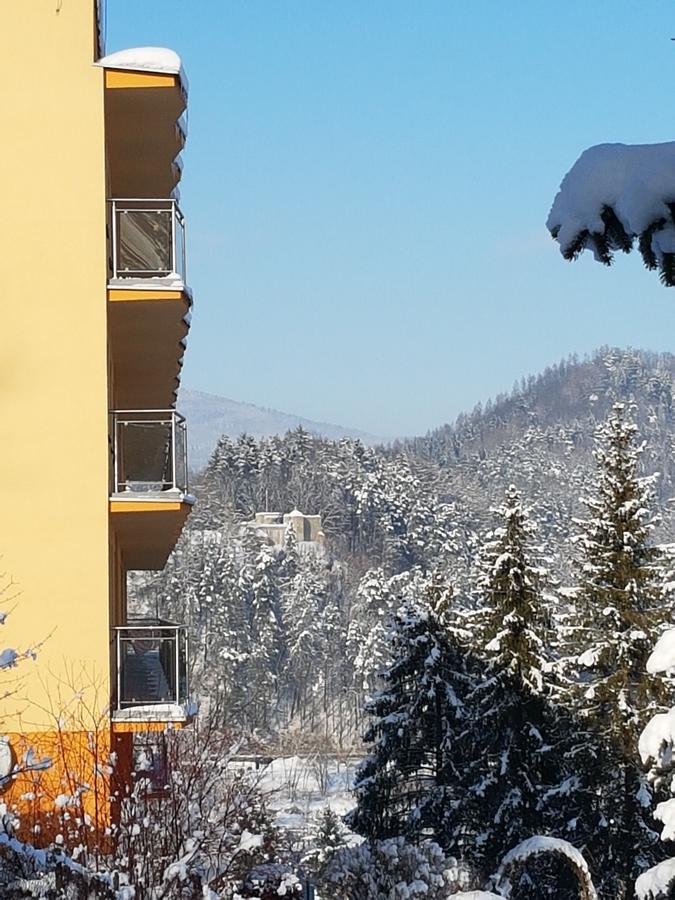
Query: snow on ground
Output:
[[231, 755, 358, 836]]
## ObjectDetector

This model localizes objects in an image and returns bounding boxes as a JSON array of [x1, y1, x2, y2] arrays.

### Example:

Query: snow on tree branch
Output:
[[493, 836, 598, 900], [447, 893, 504, 899], [547, 142, 675, 285], [646, 628, 675, 675], [636, 857, 675, 900]]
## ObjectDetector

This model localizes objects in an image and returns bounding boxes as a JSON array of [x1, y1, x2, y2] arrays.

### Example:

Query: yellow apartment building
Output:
[[0, 1, 194, 832]]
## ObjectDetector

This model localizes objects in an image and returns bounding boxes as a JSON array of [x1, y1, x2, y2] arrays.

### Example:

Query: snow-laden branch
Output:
[[547, 142, 675, 285], [636, 858, 675, 900], [446, 894, 504, 899], [639, 708, 675, 768], [646, 627, 675, 674], [493, 836, 597, 900]]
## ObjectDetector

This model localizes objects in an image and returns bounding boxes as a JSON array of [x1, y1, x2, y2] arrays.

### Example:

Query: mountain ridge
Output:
[[179, 388, 384, 470]]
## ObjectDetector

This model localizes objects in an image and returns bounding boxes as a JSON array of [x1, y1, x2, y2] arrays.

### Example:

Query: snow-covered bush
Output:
[[0, 821, 121, 899], [493, 837, 597, 900], [234, 863, 303, 899], [111, 718, 281, 899], [447, 836, 597, 900], [322, 836, 469, 899]]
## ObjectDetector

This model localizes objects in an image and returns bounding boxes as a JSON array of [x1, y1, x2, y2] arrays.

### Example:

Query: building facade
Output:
[[0, 2, 193, 832], [248, 511, 325, 546]]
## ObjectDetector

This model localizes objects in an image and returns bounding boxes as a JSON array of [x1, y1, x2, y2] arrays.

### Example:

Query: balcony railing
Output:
[[109, 198, 186, 283], [114, 619, 188, 711], [110, 410, 188, 495]]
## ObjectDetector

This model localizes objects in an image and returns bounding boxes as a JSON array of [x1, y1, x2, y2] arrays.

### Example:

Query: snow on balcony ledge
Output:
[[112, 701, 197, 724], [108, 272, 186, 292], [110, 490, 195, 506], [96, 47, 188, 92]]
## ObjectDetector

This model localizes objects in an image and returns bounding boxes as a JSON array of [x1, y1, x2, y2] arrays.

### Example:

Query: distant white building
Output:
[[247, 510, 325, 548]]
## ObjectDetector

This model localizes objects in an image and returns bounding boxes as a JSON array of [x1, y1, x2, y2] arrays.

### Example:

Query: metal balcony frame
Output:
[[109, 198, 186, 282], [110, 409, 188, 495], [113, 619, 189, 712]]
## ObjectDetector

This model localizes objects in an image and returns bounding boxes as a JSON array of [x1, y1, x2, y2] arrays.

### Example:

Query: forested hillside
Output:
[[123, 347, 675, 896], [133, 348, 675, 743], [179, 388, 382, 470]]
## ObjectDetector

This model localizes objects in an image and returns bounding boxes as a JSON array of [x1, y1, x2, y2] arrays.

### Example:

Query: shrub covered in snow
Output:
[[235, 863, 303, 899], [493, 837, 597, 900], [109, 720, 283, 899], [322, 836, 469, 899]]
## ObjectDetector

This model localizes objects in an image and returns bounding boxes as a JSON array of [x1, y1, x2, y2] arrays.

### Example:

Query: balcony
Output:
[[99, 49, 187, 199], [109, 199, 186, 286], [107, 199, 190, 410], [109, 411, 192, 570], [112, 619, 190, 725], [110, 409, 187, 496]]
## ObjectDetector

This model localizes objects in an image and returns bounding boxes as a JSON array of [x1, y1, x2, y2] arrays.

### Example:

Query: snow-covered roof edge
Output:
[[95, 47, 188, 94]]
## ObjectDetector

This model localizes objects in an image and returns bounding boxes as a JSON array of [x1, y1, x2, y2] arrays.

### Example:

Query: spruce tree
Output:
[[303, 806, 349, 884], [571, 403, 669, 896], [282, 551, 335, 725], [347, 577, 468, 845], [239, 532, 287, 729], [347, 568, 398, 698], [458, 486, 560, 878]]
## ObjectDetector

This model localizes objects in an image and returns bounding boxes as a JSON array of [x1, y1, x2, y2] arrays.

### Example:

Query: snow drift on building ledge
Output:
[[96, 47, 188, 92], [547, 142, 675, 285]]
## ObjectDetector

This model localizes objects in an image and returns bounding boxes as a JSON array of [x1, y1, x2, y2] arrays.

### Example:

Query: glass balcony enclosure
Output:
[[110, 409, 188, 495], [109, 198, 186, 283], [114, 619, 188, 711]]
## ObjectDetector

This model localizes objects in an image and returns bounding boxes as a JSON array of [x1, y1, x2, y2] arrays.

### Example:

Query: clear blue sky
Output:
[[107, 0, 675, 438]]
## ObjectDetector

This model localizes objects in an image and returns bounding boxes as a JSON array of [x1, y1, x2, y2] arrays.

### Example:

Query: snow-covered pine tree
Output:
[[347, 568, 397, 699], [634, 627, 675, 900], [282, 550, 337, 727], [302, 806, 350, 884], [239, 530, 288, 730], [458, 485, 560, 879], [347, 575, 467, 845], [571, 403, 669, 897], [183, 532, 254, 721]]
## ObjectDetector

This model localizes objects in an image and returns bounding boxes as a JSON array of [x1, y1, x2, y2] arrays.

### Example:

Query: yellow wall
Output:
[[0, 2, 111, 730]]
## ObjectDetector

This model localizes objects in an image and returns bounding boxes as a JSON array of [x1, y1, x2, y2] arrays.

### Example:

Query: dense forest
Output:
[[122, 347, 675, 897], [132, 348, 675, 738]]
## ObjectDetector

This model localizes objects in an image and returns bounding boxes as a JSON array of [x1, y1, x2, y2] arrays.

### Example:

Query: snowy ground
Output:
[[231, 755, 358, 837]]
